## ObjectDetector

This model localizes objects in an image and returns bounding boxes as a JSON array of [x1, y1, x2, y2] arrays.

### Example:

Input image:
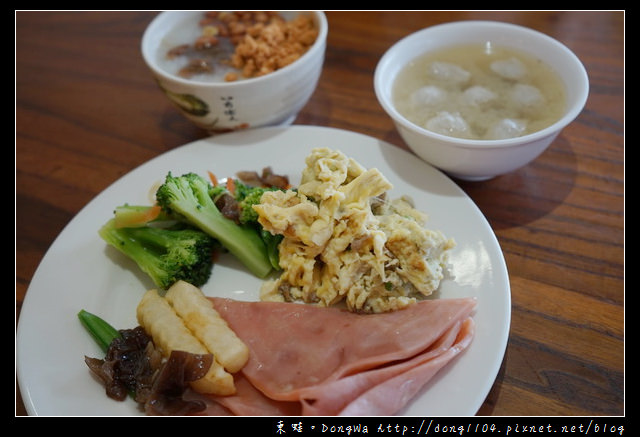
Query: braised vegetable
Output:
[[79, 310, 210, 414]]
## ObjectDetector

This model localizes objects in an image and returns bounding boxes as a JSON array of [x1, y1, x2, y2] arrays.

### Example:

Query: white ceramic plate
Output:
[[17, 126, 510, 416]]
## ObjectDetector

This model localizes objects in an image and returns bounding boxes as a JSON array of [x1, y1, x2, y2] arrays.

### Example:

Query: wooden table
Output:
[[16, 11, 624, 417]]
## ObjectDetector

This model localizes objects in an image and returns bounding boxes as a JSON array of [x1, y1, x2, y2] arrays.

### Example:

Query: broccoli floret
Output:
[[231, 180, 284, 270], [155, 172, 273, 278], [238, 190, 264, 224], [99, 218, 217, 289], [233, 181, 277, 225]]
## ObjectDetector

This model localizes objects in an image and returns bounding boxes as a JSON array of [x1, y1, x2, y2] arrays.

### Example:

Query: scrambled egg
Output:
[[254, 148, 455, 313]]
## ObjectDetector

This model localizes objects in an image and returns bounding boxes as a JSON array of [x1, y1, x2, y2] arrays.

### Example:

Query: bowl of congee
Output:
[[374, 21, 589, 181], [141, 11, 327, 132]]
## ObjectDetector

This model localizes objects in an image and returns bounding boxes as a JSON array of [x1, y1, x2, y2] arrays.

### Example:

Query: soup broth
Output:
[[392, 43, 567, 140]]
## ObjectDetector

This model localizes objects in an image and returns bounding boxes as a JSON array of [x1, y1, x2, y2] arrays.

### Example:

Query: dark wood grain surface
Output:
[[16, 11, 624, 417]]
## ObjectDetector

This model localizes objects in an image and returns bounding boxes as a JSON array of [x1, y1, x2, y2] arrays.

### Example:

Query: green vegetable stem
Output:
[[78, 309, 122, 353]]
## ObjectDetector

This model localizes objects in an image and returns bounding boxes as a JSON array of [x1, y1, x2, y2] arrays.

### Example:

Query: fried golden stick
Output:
[[137, 288, 235, 395], [164, 280, 249, 373]]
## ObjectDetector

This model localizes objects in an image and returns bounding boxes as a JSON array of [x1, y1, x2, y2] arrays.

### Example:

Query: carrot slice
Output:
[[208, 171, 219, 187], [226, 177, 236, 196]]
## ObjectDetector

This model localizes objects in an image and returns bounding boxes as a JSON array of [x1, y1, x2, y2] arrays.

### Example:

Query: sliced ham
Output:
[[333, 317, 474, 416], [195, 297, 476, 416], [197, 373, 302, 416]]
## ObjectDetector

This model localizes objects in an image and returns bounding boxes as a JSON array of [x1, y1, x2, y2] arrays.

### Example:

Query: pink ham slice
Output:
[[197, 297, 476, 416]]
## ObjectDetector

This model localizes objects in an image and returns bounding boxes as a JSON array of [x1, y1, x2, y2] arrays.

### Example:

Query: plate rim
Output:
[[17, 125, 511, 416]]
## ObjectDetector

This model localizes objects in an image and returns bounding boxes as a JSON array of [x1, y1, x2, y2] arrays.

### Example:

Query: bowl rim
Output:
[[141, 10, 328, 88], [374, 20, 590, 149]]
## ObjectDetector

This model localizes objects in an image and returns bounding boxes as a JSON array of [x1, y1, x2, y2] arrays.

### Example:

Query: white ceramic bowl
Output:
[[374, 20, 589, 181], [141, 11, 327, 132]]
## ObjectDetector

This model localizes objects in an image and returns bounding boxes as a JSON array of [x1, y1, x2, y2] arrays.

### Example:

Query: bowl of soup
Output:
[[374, 21, 589, 181], [142, 11, 327, 132]]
